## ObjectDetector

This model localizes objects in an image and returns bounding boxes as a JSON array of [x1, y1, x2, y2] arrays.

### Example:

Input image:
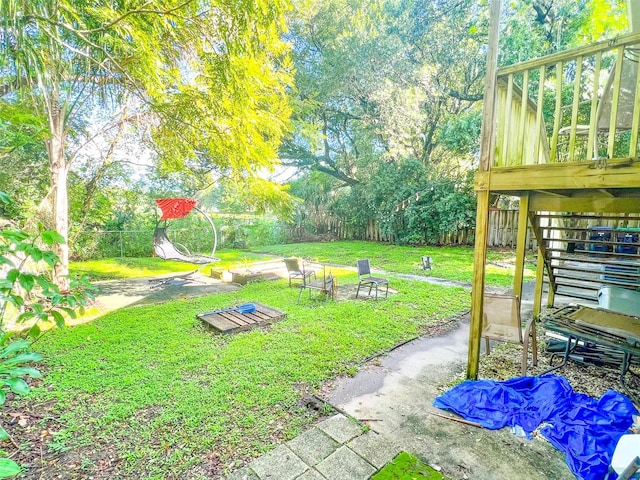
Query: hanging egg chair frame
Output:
[[153, 198, 220, 265]]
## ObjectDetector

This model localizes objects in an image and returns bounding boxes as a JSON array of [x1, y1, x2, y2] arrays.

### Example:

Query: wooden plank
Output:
[[533, 66, 546, 165], [551, 269, 640, 287], [517, 70, 529, 163], [533, 245, 545, 319], [477, 0, 500, 171], [479, 158, 640, 192], [536, 213, 640, 221], [502, 74, 514, 164], [530, 196, 640, 214], [197, 302, 286, 334], [513, 194, 529, 299], [608, 46, 625, 158], [550, 61, 563, 163], [632, 53, 640, 157], [568, 55, 583, 161], [546, 277, 601, 289], [199, 315, 242, 333], [544, 253, 640, 265], [552, 275, 640, 290], [468, 189, 490, 380], [552, 287, 597, 302], [498, 32, 640, 76], [255, 304, 286, 319], [468, 0, 501, 381], [541, 225, 637, 233], [540, 234, 640, 246], [587, 52, 602, 160], [248, 311, 270, 321], [546, 247, 640, 259], [224, 312, 254, 325], [547, 274, 556, 307], [529, 212, 557, 295]]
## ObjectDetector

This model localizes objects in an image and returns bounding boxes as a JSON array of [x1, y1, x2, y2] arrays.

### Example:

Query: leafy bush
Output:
[[0, 191, 93, 477], [287, 159, 477, 245]]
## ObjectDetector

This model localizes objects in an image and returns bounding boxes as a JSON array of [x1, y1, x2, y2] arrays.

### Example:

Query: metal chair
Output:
[[283, 258, 315, 287], [298, 267, 335, 303], [482, 293, 537, 375], [355, 259, 389, 299]]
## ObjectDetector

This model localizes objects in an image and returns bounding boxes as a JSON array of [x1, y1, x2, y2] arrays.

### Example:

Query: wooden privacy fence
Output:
[[300, 209, 538, 249], [487, 209, 537, 249]]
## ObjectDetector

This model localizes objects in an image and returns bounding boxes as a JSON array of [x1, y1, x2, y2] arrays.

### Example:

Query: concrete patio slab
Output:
[[225, 467, 260, 480], [315, 414, 364, 444], [315, 446, 377, 480], [287, 427, 340, 466], [249, 444, 309, 480], [295, 469, 326, 480], [325, 312, 576, 480], [347, 430, 397, 469]]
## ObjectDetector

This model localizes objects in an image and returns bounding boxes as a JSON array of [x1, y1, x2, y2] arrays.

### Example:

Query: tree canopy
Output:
[[0, 0, 631, 257], [282, 0, 628, 244], [0, 0, 293, 285]]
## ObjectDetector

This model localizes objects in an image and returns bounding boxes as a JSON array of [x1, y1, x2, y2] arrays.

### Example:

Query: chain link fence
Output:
[[71, 230, 154, 260], [70, 217, 288, 260]]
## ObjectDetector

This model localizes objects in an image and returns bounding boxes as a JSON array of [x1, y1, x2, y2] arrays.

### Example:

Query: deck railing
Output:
[[494, 31, 640, 167]]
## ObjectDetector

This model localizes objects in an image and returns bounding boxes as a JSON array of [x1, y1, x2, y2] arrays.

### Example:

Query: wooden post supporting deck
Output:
[[513, 194, 530, 300], [467, 0, 501, 380]]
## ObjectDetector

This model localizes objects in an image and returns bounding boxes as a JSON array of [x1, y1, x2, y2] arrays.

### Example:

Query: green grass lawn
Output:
[[250, 240, 534, 288], [70, 241, 531, 288], [25, 241, 523, 478], [21, 275, 469, 478], [70, 250, 275, 280]]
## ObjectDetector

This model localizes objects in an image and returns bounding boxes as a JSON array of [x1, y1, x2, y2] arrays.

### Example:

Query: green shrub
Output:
[[0, 191, 94, 477]]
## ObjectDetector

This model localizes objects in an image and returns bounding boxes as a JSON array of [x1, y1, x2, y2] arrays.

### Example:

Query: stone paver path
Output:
[[225, 414, 400, 480]]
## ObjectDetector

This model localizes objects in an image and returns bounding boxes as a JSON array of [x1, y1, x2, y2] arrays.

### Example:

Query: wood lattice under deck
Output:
[[196, 302, 286, 334]]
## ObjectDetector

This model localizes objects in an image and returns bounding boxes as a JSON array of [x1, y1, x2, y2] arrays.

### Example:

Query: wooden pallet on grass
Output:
[[196, 302, 286, 334]]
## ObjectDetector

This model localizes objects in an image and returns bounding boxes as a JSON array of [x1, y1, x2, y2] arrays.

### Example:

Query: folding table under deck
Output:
[[541, 305, 640, 398]]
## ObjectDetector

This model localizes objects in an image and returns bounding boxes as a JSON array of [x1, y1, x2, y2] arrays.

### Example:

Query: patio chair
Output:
[[298, 268, 335, 304], [482, 293, 537, 376], [283, 258, 316, 287], [355, 259, 389, 299]]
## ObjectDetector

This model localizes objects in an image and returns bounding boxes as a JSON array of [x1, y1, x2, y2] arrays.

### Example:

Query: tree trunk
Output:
[[46, 105, 70, 292]]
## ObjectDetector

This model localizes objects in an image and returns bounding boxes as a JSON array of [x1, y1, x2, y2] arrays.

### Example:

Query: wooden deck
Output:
[[196, 302, 286, 334]]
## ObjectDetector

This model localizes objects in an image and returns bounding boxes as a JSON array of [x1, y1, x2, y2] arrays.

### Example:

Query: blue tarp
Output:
[[433, 375, 637, 480]]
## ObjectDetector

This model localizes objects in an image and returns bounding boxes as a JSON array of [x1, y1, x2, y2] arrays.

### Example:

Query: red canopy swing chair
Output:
[[151, 198, 220, 287]]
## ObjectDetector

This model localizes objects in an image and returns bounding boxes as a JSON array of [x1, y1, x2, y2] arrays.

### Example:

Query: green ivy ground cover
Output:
[[21, 273, 469, 478]]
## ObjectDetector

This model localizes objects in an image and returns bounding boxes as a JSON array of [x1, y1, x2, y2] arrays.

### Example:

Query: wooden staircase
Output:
[[530, 213, 640, 302]]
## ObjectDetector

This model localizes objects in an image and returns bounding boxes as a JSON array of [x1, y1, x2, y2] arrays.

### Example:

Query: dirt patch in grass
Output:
[[1, 390, 121, 479]]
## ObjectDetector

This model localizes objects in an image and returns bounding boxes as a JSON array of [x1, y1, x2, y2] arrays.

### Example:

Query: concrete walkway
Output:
[[225, 314, 575, 480], [226, 414, 401, 480], [325, 315, 574, 480]]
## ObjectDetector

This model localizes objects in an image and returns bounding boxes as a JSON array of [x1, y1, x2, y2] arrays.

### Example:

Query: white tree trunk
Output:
[[46, 102, 70, 292]]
